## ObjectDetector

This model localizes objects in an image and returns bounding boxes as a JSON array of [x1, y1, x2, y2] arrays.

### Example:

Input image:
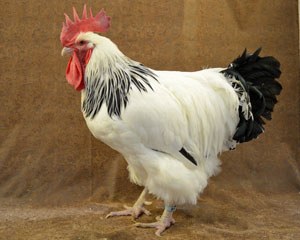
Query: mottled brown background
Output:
[[0, 0, 299, 239]]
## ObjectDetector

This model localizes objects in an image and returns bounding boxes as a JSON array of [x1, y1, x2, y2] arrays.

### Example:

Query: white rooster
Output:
[[60, 6, 282, 236]]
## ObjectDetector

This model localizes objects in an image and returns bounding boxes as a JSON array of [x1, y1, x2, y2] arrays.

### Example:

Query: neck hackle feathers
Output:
[[60, 5, 111, 46]]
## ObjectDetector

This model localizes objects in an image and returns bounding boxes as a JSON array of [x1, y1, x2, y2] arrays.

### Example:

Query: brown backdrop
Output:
[[1, 0, 299, 239]]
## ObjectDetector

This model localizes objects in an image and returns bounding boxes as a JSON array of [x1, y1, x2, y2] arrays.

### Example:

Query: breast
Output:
[[81, 90, 113, 143], [81, 95, 144, 156]]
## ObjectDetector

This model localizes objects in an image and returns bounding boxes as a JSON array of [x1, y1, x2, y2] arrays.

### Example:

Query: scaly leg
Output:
[[105, 188, 152, 219], [134, 205, 176, 236]]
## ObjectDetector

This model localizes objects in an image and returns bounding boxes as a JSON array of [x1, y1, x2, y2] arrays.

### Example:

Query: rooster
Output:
[[60, 6, 282, 236]]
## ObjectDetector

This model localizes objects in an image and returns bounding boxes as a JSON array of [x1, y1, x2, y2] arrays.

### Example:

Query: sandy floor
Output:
[[1, 191, 299, 240]]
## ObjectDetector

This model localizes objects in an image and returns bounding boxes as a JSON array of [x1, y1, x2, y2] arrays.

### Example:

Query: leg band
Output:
[[165, 205, 176, 212]]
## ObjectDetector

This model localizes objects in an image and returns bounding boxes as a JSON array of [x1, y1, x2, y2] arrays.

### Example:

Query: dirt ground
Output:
[[1, 190, 299, 240]]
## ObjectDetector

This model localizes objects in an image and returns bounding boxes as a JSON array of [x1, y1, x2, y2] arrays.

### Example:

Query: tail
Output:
[[221, 48, 282, 143]]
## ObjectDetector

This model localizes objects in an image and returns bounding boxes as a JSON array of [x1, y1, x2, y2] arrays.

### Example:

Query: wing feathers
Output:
[[179, 148, 198, 166]]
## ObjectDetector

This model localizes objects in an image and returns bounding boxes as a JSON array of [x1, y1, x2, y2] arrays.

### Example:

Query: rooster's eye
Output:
[[78, 40, 86, 46]]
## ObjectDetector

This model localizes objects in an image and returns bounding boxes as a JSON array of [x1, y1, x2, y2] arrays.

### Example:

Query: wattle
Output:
[[65, 49, 93, 91]]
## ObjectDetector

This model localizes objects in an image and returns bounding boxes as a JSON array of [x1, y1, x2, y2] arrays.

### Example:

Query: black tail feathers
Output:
[[221, 48, 282, 143]]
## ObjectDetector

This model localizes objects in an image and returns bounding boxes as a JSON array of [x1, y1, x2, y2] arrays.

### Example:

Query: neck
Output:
[[82, 37, 157, 119]]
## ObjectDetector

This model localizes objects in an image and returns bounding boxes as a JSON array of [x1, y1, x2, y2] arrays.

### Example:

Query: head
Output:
[[60, 5, 111, 91]]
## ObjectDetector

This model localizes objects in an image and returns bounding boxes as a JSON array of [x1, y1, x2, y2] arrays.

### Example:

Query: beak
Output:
[[61, 47, 74, 57]]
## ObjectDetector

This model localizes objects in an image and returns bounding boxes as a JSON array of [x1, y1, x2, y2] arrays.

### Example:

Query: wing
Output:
[[121, 68, 239, 167], [121, 78, 192, 164]]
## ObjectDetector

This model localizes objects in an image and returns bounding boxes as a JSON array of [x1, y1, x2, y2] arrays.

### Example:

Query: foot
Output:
[[105, 202, 152, 219], [134, 206, 176, 236], [106, 188, 151, 219]]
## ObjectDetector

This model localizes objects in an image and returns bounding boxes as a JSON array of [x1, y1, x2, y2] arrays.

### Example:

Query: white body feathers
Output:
[[81, 35, 240, 205]]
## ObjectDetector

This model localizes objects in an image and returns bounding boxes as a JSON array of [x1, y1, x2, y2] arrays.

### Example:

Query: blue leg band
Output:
[[165, 205, 176, 212]]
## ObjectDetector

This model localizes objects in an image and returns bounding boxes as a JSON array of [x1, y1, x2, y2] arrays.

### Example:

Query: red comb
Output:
[[60, 4, 111, 46]]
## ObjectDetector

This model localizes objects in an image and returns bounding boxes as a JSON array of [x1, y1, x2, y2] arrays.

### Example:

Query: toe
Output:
[[105, 210, 131, 218], [142, 207, 151, 216], [134, 222, 158, 228], [134, 221, 170, 236], [106, 205, 152, 219], [155, 227, 165, 237]]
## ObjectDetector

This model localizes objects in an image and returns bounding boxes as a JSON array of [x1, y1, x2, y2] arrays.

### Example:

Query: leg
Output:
[[134, 205, 176, 236], [105, 188, 152, 219]]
